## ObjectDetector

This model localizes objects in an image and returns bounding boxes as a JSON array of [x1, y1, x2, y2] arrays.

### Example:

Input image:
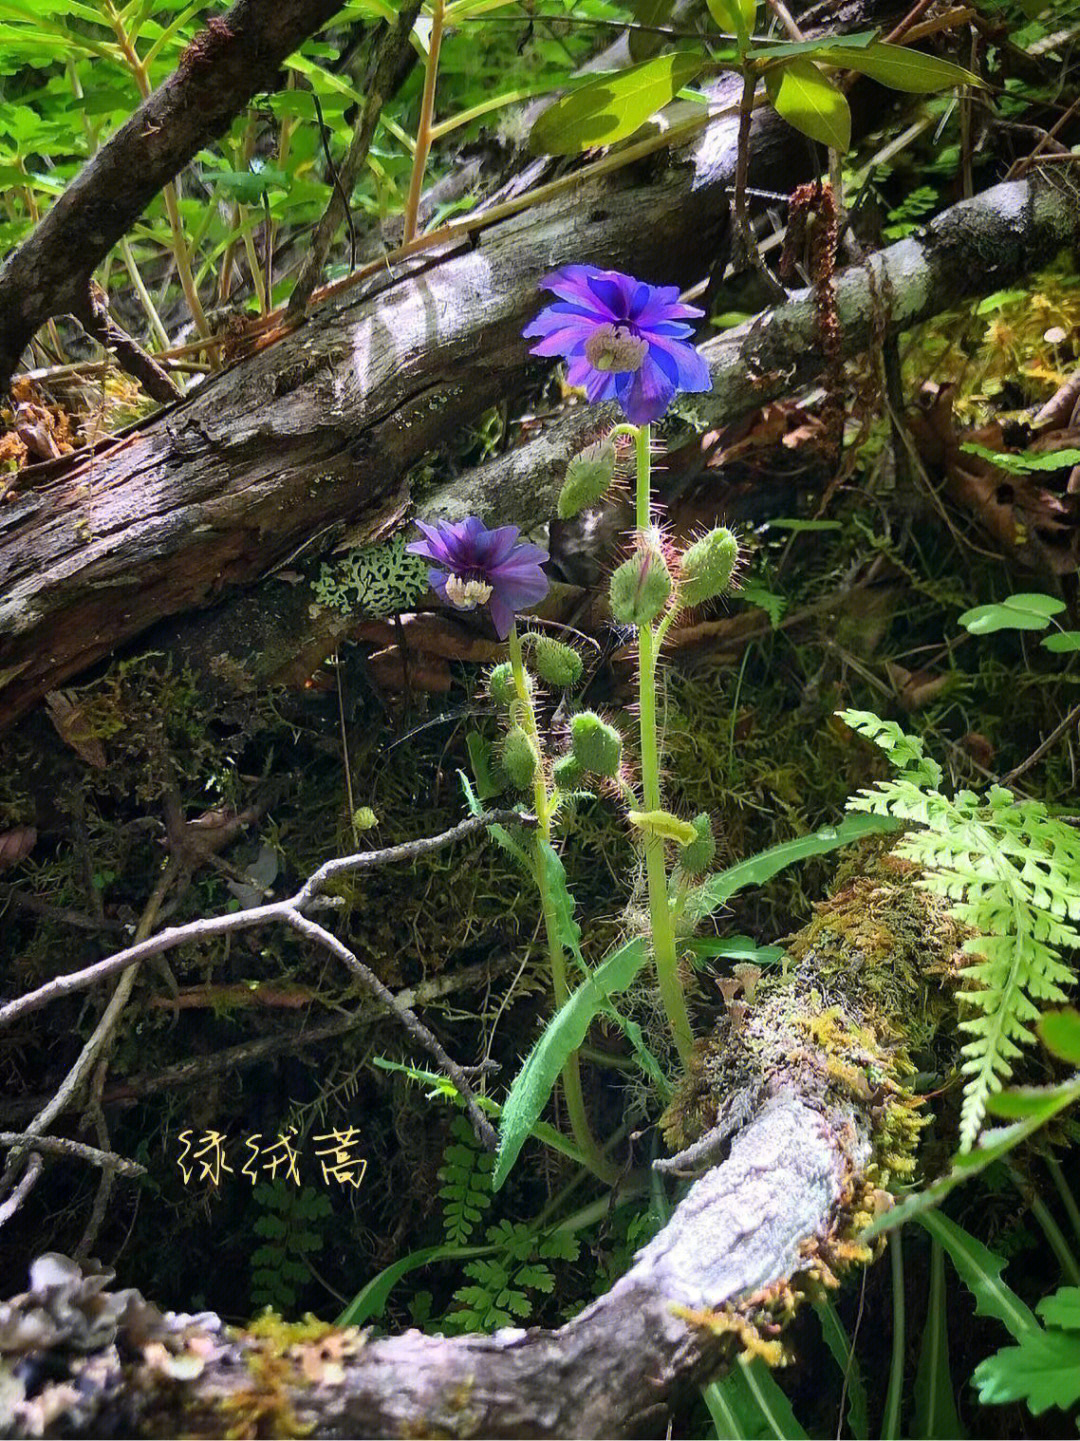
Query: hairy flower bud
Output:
[[678, 527, 738, 607], [488, 661, 531, 709], [501, 725, 538, 791], [557, 440, 617, 520], [679, 812, 716, 875], [553, 752, 585, 790], [609, 546, 671, 626], [528, 635, 584, 689], [570, 712, 622, 777]]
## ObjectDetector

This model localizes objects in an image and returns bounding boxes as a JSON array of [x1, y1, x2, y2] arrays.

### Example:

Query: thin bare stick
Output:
[[288, 0, 422, 316], [0, 859, 179, 1200], [0, 1152, 42, 1227], [1000, 700, 1080, 786], [283, 910, 498, 1150], [1, 811, 533, 1027], [0, 1132, 145, 1178]]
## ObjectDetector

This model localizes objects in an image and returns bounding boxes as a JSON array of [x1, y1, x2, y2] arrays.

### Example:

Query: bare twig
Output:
[[0, 858, 180, 1202], [0, 811, 532, 1027], [0, 1152, 42, 1227], [0, 1132, 145, 1178], [72, 280, 183, 404], [288, 0, 422, 316], [1000, 700, 1080, 786], [0, 956, 516, 1124], [0, 812, 534, 1151]]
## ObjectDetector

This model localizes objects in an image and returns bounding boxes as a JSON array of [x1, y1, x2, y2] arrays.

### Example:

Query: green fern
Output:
[[840, 709, 1080, 1149], [443, 1219, 577, 1333], [438, 1113, 494, 1246], [248, 1182, 333, 1313]]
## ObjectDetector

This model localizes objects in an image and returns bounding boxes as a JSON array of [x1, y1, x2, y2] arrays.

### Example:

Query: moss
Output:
[[660, 845, 963, 1205]]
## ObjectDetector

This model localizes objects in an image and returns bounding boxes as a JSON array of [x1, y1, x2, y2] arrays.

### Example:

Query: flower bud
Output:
[[528, 635, 584, 689], [557, 440, 617, 520], [553, 752, 585, 790], [679, 812, 716, 875], [678, 527, 738, 607], [501, 725, 538, 791], [609, 546, 671, 626], [570, 711, 622, 777], [488, 661, 531, 709]]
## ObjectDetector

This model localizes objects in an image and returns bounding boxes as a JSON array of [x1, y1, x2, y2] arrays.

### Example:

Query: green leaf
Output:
[[705, 0, 755, 43], [917, 1211, 1038, 1341], [961, 441, 1080, 473], [864, 1076, 1080, 1239], [628, 0, 676, 62], [491, 936, 648, 1190], [707, 1356, 809, 1440], [818, 42, 980, 93], [973, 1326, 1080, 1415], [686, 936, 786, 966], [1039, 1287, 1080, 1331], [749, 31, 877, 60], [209, 166, 288, 204], [1042, 631, 1080, 654], [681, 812, 898, 926], [812, 1298, 869, 1439], [958, 593, 1066, 634], [1038, 1009, 1080, 1065], [529, 51, 704, 155], [912, 1241, 964, 1439], [627, 808, 699, 846], [766, 60, 850, 150], [457, 772, 533, 874]]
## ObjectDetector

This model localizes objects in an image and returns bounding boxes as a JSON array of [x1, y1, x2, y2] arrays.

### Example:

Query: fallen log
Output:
[[90, 174, 1080, 713], [0, 845, 956, 1438], [0, 0, 913, 734], [0, 0, 349, 390]]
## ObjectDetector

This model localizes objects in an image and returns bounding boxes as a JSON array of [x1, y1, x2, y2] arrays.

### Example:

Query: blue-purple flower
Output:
[[408, 516, 549, 639], [523, 265, 711, 425]]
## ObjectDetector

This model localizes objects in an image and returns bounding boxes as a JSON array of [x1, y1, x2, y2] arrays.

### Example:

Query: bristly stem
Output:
[[633, 424, 694, 1064], [507, 625, 617, 1183], [403, 0, 445, 244]]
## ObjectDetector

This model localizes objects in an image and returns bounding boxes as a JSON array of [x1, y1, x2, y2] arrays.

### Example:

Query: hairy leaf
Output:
[[492, 936, 648, 1189], [681, 811, 897, 926]]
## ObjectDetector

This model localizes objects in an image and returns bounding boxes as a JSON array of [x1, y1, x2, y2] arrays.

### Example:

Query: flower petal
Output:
[[647, 334, 712, 392], [618, 356, 676, 424], [475, 524, 522, 568]]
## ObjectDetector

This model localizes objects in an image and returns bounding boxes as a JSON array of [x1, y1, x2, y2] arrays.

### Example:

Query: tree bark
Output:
[[0, 853, 959, 1438], [0, 0, 349, 390], [2, 176, 1072, 729]]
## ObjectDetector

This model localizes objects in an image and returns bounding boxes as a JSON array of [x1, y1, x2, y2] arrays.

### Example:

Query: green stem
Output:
[[633, 425, 694, 1064], [403, 0, 445, 244], [507, 625, 617, 1184]]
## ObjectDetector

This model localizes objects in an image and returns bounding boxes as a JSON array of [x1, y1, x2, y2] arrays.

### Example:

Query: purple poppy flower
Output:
[[522, 265, 712, 425], [407, 516, 550, 639]]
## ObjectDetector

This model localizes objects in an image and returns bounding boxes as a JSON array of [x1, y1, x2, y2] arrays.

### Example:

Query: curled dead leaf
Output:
[[0, 826, 36, 870]]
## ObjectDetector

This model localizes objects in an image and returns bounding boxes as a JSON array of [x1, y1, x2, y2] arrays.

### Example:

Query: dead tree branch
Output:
[[0, 0, 348, 389], [0, 852, 959, 1438]]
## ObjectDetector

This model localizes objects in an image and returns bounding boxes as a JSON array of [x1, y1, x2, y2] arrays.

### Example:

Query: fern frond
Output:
[[840, 711, 1080, 1149]]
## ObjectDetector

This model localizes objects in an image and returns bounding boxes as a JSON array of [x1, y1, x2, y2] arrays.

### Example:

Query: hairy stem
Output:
[[507, 626, 616, 1183], [633, 425, 693, 1064]]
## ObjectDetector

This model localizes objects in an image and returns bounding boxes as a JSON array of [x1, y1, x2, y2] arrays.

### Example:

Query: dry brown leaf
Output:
[[0, 825, 36, 870], [44, 690, 107, 768]]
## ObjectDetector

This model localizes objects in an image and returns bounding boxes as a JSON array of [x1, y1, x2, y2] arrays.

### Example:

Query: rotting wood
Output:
[[0, 0, 917, 734], [0, 847, 960, 1439]]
